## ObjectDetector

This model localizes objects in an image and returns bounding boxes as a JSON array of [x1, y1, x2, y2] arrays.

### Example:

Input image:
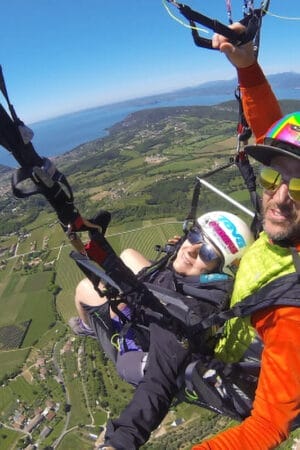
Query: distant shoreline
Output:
[[1, 85, 300, 168]]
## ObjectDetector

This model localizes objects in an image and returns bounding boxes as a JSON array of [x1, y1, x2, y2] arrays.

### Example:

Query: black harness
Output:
[[183, 269, 300, 421], [195, 271, 300, 332]]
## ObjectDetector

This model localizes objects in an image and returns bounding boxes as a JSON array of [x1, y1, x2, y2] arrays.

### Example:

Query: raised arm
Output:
[[212, 23, 282, 143]]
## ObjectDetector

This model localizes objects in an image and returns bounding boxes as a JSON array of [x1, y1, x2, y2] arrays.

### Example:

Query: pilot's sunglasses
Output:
[[187, 227, 220, 263], [259, 166, 300, 202]]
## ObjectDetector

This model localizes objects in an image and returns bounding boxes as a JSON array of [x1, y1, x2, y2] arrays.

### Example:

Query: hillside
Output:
[[0, 102, 300, 450], [2, 98, 300, 236], [0, 102, 245, 235], [188, 72, 300, 94], [111, 72, 300, 107]]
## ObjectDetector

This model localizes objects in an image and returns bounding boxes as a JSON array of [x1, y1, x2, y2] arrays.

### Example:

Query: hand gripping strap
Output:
[[177, 3, 261, 50]]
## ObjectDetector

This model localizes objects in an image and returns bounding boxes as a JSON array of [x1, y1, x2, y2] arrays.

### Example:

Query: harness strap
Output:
[[234, 150, 262, 236], [144, 282, 205, 329], [170, 1, 262, 50], [199, 272, 300, 331], [186, 178, 200, 222], [183, 162, 235, 228], [291, 247, 300, 274], [11, 157, 74, 201], [234, 81, 262, 227], [137, 251, 176, 281], [70, 251, 121, 293], [235, 86, 252, 142]]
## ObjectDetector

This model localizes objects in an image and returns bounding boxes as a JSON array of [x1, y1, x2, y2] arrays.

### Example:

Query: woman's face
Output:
[[172, 239, 221, 277]]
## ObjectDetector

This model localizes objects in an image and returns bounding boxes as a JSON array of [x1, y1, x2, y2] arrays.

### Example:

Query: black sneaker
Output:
[[68, 317, 96, 339], [96, 445, 116, 450]]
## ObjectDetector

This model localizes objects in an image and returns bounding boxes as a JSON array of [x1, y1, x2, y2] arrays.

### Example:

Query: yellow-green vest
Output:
[[215, 231, 296, 363]]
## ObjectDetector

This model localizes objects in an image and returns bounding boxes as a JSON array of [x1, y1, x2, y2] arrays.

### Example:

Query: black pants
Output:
[[104, 322, 191, 450]]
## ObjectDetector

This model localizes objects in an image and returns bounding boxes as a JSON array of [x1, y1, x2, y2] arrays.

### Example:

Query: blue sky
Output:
[[1, 0, 299, 123]]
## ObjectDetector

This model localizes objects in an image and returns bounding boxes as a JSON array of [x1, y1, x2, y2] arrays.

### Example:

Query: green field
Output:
[[0, 348, 30, 380], [0, 270, 56, 347], [57, 430, 94, 450], [0, 428, 21, 450]]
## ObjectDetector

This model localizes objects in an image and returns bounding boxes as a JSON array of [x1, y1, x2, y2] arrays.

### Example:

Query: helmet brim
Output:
[[245, 144, 300, 166]]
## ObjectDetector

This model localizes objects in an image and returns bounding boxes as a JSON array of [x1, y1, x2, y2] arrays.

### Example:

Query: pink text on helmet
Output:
[[208, 214, 247, 254], [209, 220, 239, 254]]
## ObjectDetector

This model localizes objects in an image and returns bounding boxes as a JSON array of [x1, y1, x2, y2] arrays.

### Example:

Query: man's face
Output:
[[262, 155, 300, 243], [173, 239, 220, 277]]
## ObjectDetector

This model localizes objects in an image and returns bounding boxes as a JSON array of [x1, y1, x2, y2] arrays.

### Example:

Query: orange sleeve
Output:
[[237, 62, 283, 143], [192, 306, 300, 450]]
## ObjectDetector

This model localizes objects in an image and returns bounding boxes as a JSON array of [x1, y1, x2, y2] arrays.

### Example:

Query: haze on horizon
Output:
[[0, 1, 299, 123]]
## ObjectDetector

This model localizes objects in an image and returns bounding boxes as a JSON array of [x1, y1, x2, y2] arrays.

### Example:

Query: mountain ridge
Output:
[[123, 71, 300, 106]]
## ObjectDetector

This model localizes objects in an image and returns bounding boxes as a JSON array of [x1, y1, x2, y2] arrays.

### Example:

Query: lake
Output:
[[0, 87, 298, 167]]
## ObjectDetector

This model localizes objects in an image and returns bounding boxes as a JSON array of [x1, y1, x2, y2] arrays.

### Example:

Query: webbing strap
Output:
[[171, 2, 262, 50], [199, 272, 300, 331], [144, 282, 204, 328], [70, 251, 121, 291], [184, 179, 201, 224], [184, 161, 235, 227]]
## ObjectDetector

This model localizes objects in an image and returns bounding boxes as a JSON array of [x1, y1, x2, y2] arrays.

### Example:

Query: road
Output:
[[52, 340, 72, 449]]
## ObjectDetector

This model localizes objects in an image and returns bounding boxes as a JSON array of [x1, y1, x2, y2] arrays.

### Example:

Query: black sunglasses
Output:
[[186, 227, 220, 263]]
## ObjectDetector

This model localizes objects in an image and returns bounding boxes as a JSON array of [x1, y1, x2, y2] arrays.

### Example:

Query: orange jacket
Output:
[[238, 62, 282, 143], [192, 63, 300, 449]]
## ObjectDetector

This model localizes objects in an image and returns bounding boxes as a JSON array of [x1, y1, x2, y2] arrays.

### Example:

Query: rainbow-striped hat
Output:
[[245, 112, 300, 165]]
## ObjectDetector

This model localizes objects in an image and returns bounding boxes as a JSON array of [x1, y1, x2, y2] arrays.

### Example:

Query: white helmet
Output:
[[197, 211, 254, 277]]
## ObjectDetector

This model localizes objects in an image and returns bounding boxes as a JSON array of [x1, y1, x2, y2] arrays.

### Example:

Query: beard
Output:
[[262, 203, 300, 244]]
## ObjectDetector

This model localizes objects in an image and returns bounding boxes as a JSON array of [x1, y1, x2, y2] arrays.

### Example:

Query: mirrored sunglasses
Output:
[[187, 227, 220, 263], [259, 166, 300, 202]]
